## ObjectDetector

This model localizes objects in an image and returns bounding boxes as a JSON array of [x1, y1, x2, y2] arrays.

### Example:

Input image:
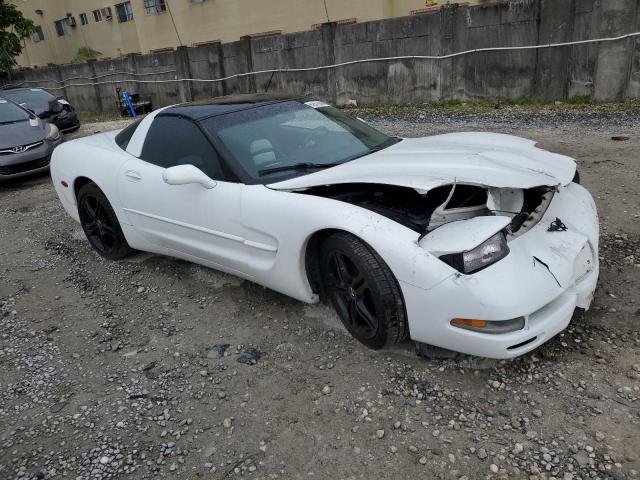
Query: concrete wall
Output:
[[4, 0, 639, 112]]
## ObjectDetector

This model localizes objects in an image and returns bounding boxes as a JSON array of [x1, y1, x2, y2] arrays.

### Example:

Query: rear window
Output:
[[115, 118, 142, 150]]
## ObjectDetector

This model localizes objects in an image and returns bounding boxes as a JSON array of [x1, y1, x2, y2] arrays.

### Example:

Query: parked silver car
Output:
[[0, 98, 63, 180]]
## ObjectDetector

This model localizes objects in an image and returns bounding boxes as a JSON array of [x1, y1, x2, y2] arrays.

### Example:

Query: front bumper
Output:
[[0, 138, 62, 180], [403, 182, 599, 359]]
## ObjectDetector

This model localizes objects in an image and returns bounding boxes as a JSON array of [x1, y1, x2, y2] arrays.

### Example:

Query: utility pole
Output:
[[166, 0, 183, 47]]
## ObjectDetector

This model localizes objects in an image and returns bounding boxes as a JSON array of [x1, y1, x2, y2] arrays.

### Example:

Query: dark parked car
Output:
[[0, 98, 63, 180], [0, 87, 80, 133]]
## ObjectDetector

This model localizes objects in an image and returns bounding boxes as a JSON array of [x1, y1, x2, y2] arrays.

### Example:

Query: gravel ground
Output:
[[0, 106, 639, 480]]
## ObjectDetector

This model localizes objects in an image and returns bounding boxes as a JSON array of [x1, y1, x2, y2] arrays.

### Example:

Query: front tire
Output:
[[320, 232, 407, 349], [77, 183, 133, 260]]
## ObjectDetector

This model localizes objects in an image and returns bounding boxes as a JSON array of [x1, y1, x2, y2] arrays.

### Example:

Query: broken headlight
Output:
[[46, 124, 61, 141], [440, 232, 510, 274]]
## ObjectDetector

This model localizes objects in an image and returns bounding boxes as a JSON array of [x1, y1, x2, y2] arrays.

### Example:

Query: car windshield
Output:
[[0, 88, 56, 104], [0, 100, 31, 125], [201, 100, 399, 182]]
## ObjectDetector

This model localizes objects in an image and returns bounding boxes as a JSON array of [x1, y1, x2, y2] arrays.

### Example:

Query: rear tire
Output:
[[77, 183, 133, 260], [320, 232, 407, 349]]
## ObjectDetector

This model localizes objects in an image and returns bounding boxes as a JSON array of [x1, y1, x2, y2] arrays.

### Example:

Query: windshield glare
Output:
[[0, 100, 31, 124], [202, 101, 395, 181]]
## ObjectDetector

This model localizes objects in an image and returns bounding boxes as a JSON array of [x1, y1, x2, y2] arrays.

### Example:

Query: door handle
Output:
[[125, 170, 142, 182]]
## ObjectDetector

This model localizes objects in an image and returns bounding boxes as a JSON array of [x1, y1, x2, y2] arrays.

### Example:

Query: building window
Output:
[[144, 0, 167, 14], [54, 19, 70, 37], [115, 2, 134, 23], [93, 9, 103, 22], [32, 25, 45, 42], [79, 13, 89, 25]]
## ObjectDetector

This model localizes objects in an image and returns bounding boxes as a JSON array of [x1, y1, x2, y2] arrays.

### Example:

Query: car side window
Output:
[[115, 118, 142, 150], [140, 115, 224, 180]]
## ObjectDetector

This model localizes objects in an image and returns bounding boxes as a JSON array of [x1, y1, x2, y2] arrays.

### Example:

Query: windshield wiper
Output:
[[343, 138, 402, 163], [257, 138, 402, 177], [258, 162, 340, 177]]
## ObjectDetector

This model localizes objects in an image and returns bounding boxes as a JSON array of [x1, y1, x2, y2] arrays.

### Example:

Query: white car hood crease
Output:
[[269, 132, 576, 192]]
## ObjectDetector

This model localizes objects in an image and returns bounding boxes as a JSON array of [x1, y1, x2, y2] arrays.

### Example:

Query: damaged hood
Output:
[[269, 132, 576, 192]]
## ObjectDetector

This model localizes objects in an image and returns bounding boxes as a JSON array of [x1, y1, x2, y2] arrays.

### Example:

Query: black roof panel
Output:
[[162, 93, 306, 121]]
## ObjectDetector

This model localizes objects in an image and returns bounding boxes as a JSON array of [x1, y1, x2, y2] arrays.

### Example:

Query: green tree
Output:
[[0, 0, 36, 74]]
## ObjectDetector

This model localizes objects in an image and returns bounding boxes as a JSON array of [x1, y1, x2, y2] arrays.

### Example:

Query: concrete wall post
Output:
[[216, 44, 229, 96], [593, 0, 638, 100], [175, 46, 193, 102], [625, 3, 640, 98], [534, 0, 575, 99], [86, 59, 104, 112], [439, 5, 458, 101], [320, 22, 337, 103], [52, 66, 69, 101], [239, 36, 256, 94]]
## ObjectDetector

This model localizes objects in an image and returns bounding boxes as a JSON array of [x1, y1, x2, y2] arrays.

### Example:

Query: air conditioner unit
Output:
[[101, 7, 113, 19], [191, 0, 206, 4]]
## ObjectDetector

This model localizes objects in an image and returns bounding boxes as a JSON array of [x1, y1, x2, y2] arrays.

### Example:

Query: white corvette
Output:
[[51, 94, 599, 359]]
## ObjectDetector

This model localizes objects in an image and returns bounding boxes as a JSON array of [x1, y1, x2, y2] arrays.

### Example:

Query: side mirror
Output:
[[162, 165, 217, 189]]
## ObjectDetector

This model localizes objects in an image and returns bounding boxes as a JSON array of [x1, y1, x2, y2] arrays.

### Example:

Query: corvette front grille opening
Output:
[[507, 337, 537, 351]]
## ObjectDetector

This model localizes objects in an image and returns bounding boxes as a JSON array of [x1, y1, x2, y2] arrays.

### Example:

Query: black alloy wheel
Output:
[[77, 183, 133, 260], [320, 232, 407, 349], [326, 250, 379, 340]]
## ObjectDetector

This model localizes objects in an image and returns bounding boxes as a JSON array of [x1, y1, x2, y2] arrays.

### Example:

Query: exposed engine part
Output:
[[300, 183, 488, 234], [487, 188, 524, 216], [428, 183, 489, 230], [507, 188, 555, 239], [299, 183, 556, 239], [300, 183, 439, 233]]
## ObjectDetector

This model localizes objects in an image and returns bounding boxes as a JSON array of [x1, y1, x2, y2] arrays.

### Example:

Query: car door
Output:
[[118, 114, 249, 275]]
